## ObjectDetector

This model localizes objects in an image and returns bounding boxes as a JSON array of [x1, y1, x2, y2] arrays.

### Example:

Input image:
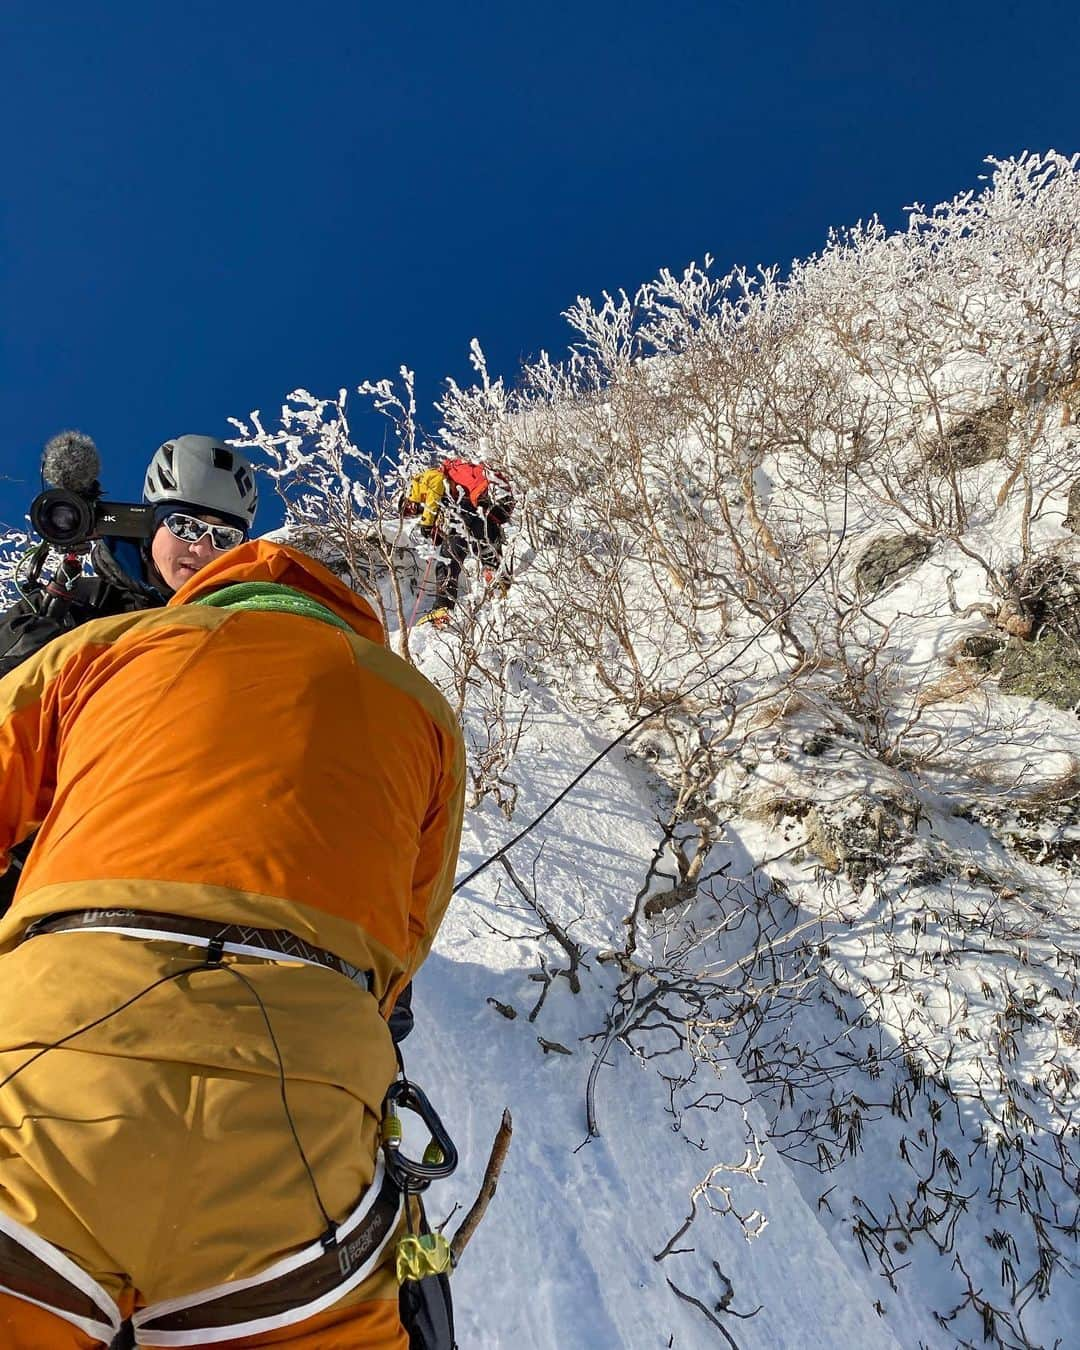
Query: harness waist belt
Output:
[[22, 909, 372, 992]]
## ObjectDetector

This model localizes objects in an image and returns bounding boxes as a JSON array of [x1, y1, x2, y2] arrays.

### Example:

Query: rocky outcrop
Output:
[[927, 404, 1010, 470], [855, 533, 933, 595]]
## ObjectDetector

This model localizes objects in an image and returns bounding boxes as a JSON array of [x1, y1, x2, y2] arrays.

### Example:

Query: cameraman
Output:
[[1, 435, 258, 676], [0, 434, 258, 907]]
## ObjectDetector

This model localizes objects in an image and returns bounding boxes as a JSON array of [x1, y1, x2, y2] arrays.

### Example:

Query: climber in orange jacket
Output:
[[0, 539, 465, 1350]]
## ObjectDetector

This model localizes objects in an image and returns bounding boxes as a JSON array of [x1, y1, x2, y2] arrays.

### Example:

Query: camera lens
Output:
[[29, 489, 95, 547], [48, 503, 80, 534]]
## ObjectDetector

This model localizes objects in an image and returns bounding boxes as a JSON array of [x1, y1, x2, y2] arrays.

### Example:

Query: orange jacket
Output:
[[0, 540, 465, 1016]]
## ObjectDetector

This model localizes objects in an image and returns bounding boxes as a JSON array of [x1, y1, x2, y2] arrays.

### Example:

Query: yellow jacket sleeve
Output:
[[407, 469, 448, 528]]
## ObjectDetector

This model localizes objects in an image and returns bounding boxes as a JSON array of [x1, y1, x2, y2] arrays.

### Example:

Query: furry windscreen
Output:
[[42, 430, 102, 494]]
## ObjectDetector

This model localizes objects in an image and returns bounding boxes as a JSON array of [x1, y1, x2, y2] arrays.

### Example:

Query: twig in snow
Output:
[[449, 1110, 513, 1266], [586, 972, 645, 1137], [498, 853, 586, 993], [664, 1280, 742, 1349]]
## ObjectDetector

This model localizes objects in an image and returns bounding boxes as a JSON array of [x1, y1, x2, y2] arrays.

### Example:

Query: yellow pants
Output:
[[0, 933, 405, 1348]]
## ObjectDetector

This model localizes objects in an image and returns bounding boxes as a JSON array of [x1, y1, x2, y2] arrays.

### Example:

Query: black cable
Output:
[[216, 962, 337, 1243], [453, 474, 851, 893], [0, 967, 196, 1093], [0, 948, 337, 1247]]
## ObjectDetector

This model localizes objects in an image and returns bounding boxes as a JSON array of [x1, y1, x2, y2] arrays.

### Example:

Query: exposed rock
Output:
[[951, 632, 1005, 667], [764, 792, 918, 891], [954, 623, 1080, 713], [982, 555, 1080, 709], [998, 631, 1080, 710], [959, 789, 1080, 875], [944, 555, 1080, 709], [927, 405, 1010, 471], [1066, 477, 1080, 533], [854, 533, 933, 595], [1005, 553, 1080, 644], [800, 732, 834, 758]]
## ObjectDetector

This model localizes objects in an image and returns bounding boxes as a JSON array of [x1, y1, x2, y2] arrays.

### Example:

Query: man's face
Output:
[[150, 512, 237, 591]]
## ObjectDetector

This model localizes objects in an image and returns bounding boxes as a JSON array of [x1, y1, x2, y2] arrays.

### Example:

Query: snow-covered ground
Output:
[[392, 153, 1080, 1342], [407, 691, 907, 1349], [403, 463, 1080, 1346]]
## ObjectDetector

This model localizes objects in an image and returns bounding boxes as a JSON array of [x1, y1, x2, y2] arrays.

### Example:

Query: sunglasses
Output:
[[162, 512, 246, 552]]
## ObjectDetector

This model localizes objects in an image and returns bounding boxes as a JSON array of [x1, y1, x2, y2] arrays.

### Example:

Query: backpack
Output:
[[440, 460, 514, 520], [440, 459, 490, 507]]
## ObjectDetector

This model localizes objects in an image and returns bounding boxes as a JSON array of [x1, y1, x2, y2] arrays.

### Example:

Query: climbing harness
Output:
[[0, 1164, 403, 1348], [24, 908, 371, 990], [132, 1160, 403, 1346], [0, 925, 459, 1347]]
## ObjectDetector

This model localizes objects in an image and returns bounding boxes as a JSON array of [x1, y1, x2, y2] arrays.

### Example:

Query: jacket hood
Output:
[[168, 539, 384, 644]]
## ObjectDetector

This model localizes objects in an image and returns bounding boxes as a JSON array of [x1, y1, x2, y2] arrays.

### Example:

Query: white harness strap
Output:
[[0, 1207, 122, 1344], [0, 1163, 400, 1348], [132, 1159, 402, 1346], [61, 923, 349, 978]]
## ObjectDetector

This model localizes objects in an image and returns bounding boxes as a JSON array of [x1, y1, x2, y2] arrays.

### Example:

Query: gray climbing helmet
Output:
[[143, 436, 259, 527]]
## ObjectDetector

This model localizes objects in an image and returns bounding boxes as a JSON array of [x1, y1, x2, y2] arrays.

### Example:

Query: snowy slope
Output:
[[405, 689, 905, 1349], [389, 156, 1080, 1344], [401, 466, 1080, 1347]]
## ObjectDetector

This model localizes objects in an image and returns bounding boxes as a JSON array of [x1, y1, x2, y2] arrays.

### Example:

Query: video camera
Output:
[[29, 431, 154, 550]]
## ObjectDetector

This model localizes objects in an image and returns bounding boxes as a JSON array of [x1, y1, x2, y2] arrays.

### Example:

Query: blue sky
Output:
[[1, 0, 1077, 531]]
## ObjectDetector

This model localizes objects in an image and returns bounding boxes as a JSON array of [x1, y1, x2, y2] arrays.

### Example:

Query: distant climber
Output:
[[403, 458, 514, 626], [0, 539, 465, 1348]]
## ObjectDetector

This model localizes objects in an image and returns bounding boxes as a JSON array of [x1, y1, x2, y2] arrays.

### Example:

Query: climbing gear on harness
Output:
[[381, 1078, 459, 1193], [22, 909, 372, 991], [396, 1230, 453, 1284], [400, 1257, 455, 1350], [382, 1072, 459, 1349]]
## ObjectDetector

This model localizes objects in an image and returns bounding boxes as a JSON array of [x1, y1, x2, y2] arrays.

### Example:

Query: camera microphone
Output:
[[31, 431, 152, 549], [41, 431, 102, 496]]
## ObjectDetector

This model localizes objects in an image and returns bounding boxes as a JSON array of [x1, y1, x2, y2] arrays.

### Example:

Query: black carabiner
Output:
[[382, 1079, 459, 1191]]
